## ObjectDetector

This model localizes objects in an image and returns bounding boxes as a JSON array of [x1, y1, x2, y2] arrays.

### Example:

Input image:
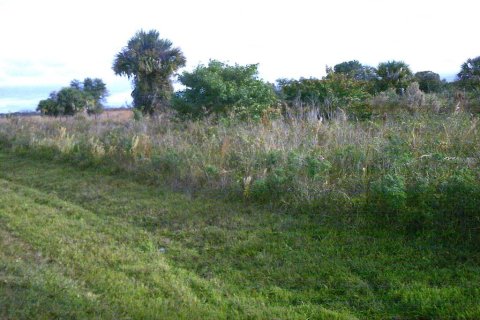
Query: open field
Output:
[[1, 111, 480, 319]]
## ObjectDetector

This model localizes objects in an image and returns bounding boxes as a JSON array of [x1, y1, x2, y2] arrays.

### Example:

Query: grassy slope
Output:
[[0, 151, 479, 319]]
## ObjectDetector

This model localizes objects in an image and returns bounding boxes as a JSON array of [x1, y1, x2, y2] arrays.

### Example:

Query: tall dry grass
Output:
[[1, 111, 479, 240]]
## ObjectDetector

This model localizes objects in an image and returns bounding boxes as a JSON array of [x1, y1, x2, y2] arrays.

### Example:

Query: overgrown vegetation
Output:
[[1, 151, 480, 320], [108, 30, 480, 119], [1, 112, 479, 246], [276, 71, 372, 120], [4, 28, 480, 319], [173, 60, 277, 119]]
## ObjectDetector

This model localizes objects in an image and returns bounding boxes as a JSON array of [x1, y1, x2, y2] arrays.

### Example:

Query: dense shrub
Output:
[[414, 71, 444, 93], [375, 60, 414, 93], [0, 113, 479, 244], [370, 82, 449, 115], [173, 60, 277, 119], [369, 173, 407, 216], [333, 60, 378, 82], [37, 78, 107, 116], [277, 72, 372, 120]]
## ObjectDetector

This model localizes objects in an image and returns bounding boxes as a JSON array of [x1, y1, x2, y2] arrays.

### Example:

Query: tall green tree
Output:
[[70, 78, 108, 115], [457, 56, 480, 91], [37, 88, 86, 116], [333, 60, 377, 81], [414, 71, 443, 93], [82, 78, 108, 103], [112, 30, 186, 115], [55, 87, 87, 115], [37, 92, 60, 116], [376, 60, 413, 93]]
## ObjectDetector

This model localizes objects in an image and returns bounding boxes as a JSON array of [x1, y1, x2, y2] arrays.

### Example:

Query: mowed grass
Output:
[[0, 151, 479, 319]]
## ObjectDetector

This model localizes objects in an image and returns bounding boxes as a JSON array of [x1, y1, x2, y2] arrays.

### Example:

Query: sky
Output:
[[0, 0, 479, 113]]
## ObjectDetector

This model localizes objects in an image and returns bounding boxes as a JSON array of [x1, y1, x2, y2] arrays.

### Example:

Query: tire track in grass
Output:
[[4, 151, 480, 319], [0, 177, 354, 320], [0, 226, 115, 319], [0, 178, 228, 319]]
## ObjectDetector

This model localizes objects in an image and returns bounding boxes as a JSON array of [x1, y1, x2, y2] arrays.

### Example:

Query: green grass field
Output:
[[1, 151, 479, 319]]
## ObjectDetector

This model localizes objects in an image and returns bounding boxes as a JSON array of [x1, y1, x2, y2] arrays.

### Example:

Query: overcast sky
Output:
[[0, 0, 478, 113]]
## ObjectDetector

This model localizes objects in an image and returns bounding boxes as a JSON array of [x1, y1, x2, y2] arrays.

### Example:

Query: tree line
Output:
[[37, 78, 107, 117], [38, 29, 480, 118]]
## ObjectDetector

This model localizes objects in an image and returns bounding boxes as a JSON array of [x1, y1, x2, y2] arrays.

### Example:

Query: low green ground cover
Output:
[[1, 151, 479, 319]]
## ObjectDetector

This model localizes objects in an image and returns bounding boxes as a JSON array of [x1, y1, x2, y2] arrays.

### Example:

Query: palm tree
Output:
[[113, 30, 186, 115], [457, 56, 480, 91], [376, 60, 413, 94]]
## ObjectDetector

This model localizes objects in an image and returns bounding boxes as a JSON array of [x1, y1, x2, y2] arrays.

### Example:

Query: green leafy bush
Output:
[[305, 153, 331, 179], [173, 60, 277, 119], [37, 78, 108, 116], [369, 173, 407, 216], [151, 151, 183, 175], [375, 60, 414, 93], [250, 167, 292, 203], [277, 73, 372, 120], [1, 112, 479, 244], [414, 71, 444, 93]]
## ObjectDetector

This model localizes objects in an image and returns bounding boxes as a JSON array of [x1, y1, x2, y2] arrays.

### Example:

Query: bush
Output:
[[414, 71, 444, 93], [37, 78, 107, 117], [369, 83, 447, 115], [277, 74, 372, 120], [370, 88, 402, 114], [376, 60, 414, 93], [173, 60, 277, 120], [1, 112, 479, 244], [250, 167, 292, 203], [369, 173, 407, 216], [305, 153, 331, 179]]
